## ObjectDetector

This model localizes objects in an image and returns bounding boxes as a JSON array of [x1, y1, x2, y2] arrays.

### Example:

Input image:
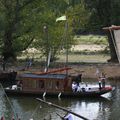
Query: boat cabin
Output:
[[5, 71, 113, 97], [18, 73, 72, 93]]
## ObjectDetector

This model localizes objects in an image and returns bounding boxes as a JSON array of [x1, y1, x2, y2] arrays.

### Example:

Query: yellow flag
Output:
[[56, 15, 66, 22]]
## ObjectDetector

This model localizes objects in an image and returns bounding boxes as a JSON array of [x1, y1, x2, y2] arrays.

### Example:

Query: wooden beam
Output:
[[36, 98, 89, 120]]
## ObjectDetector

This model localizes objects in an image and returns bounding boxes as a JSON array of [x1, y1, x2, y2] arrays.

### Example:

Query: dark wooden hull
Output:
[[0, 72, 17, 85], [5, 86, 113, 98]]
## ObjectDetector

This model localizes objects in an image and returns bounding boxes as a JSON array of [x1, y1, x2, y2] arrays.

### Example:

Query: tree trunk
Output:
[[2, 30, 16, 61]]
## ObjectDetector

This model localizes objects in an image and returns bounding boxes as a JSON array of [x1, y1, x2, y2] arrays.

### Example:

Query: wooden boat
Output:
[[4, 67, 113, 97], [0, 71, 17, 84]]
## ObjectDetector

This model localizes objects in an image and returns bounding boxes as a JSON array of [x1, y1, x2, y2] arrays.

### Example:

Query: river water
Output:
[[0, 79, 119, 120]]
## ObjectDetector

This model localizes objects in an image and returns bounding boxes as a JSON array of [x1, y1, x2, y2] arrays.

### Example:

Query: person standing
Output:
[[98, 77, 102, 90], [72, 82, 78, 92], [0, 115, 4, 120], [25, 57, 33, 70], [101, 72, 106, 88]]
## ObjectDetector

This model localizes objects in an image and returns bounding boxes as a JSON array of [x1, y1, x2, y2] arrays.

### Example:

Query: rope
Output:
[[0, 83, 18, 119], [29, 103, 41, 120]]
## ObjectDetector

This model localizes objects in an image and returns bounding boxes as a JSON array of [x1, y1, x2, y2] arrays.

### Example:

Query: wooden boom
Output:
[[33, 67, 72, 75], [36, 98, 89, 120]]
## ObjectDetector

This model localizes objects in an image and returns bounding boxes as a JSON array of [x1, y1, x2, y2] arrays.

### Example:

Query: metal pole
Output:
[[43, 25, 49, 72], [65, 21, 69, 76]]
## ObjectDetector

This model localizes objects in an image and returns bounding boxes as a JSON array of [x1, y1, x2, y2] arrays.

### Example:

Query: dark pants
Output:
[[99, 82, 102, 90]]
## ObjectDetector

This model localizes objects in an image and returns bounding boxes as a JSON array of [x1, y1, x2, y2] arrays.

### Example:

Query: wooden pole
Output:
[[36, 98, 89, 120], [109, 29, 120, 63]]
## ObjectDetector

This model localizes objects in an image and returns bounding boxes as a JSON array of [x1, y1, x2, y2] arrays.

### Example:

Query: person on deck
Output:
[[98, 77, 102, 90], [72, 81, 78, 92], [25, 58, 33, 70], [17, 80, 23, 90], [100, 72, 106, 88], [0, 116, 4, 120], [63, 112, 74, 120]]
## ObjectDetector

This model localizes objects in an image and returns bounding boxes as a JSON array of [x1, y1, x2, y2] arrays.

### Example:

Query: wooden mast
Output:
[[32, 67, 72, 75]]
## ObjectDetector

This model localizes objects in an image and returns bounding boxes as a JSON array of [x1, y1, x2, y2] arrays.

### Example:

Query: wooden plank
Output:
[[36, 98, 89, 120], [103, 25, 120, 30], [113, 29, 120, 63], [32, 67, 72, 75]]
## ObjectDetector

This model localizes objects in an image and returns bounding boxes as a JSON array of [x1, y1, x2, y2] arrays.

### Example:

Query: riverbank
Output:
[[69, 63, 120, 80], [4, 42, 118, 80], [15, 62, 120, 80]]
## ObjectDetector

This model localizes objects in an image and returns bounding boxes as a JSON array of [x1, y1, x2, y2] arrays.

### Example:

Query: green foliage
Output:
[[0, 0, 75, 60], [84, 0, 120, 30], [26, 0, 75, 60], [1, 0, 118, 61], [0, 0, 39, 59], [66, 1, 90, 32]]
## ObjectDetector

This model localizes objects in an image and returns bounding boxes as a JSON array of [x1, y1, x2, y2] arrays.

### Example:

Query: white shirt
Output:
[[64, 113, 74, 120], [72, 83, 77, 90]]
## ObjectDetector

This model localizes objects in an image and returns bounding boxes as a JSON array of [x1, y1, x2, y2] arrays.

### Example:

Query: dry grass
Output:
[[57, 54, 110, 63]]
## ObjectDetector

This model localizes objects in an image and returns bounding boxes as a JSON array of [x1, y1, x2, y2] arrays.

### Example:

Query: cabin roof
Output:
[[103, 25, 120, 30], [20, 73, 67, 79]]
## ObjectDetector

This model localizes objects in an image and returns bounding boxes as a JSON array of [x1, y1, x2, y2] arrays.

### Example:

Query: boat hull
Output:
[[4, 86, 112, 98]]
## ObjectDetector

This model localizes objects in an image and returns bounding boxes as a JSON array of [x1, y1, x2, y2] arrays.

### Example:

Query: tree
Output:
[[0, 0, 73, 62], [84, 0, 120, 62], [30, 0, 75, 62], [84, 0, 112, 30], [0, 0, 40, 61], [36, 0, 89, 62], [0, 0, 91, 63], [66, 0, 90, 34]]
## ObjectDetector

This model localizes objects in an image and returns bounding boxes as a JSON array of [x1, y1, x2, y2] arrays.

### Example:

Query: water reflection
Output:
[[0, 88, 14, 120], [0, 79, 119, 120], [108, 80, 120, 120], [0, 96, 112, 120]]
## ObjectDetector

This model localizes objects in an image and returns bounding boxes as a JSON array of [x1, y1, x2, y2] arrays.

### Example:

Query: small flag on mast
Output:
[[56, 15, 66, 22]]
